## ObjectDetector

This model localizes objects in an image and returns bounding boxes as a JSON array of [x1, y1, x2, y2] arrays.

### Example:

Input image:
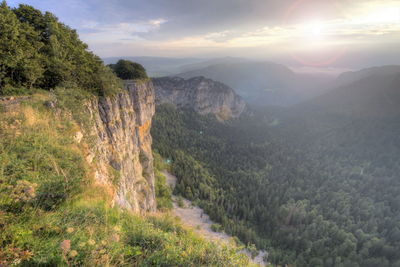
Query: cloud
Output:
[[7, 0, 400, 68]]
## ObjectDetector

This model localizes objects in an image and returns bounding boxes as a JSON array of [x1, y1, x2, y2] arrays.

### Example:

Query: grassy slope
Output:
[[0, 90, 253, 266]]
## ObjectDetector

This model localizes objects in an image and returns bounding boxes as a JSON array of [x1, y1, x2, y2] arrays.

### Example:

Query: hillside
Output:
[[0, 3, 255, 266], [303, 73, 400, 118], [152, 95, 400, 267], [0, 91, 253, 266], [335, 65, 400, 87], [152, 76, 248, 120]]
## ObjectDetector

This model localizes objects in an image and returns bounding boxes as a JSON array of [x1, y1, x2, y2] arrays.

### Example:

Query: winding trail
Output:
[[162, 170, 267, 266]]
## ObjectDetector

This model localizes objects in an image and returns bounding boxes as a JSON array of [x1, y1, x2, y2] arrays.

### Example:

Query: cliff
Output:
[[86, 80, 156, 213], [152, 76, 247, 120], [0, 84, 253, 266]]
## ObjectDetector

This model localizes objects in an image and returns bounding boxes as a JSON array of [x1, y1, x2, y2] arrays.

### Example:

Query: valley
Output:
[[163, 170, 268, 266], [2, 1, 400, 266]]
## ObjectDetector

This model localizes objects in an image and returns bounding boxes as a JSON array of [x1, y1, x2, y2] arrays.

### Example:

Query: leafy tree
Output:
[[0, 1, 43, 90], [109, 59, 148, 80], [0, 1, 120, 95]]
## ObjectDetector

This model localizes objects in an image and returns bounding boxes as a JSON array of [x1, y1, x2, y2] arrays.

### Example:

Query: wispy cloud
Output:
[[10, 0, 400, 66]]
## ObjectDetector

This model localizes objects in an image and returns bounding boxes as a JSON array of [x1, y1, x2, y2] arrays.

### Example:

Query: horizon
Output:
[[6, 0, 400, 71]]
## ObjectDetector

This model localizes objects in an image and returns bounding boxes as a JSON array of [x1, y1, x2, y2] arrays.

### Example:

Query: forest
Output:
[[152, 104, 400, 267]]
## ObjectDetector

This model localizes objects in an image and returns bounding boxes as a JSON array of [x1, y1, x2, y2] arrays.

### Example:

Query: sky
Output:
[[7, 0, 400, 69]]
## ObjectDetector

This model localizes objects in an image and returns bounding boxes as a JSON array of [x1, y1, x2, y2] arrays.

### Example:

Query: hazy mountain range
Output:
[[302, 66, 400, 119], [103, 56, 205, 77], [104, 56, 400, 112]]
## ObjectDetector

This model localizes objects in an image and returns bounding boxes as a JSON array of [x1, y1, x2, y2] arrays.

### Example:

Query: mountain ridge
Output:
[[152, 76, 248, 120], [302, 71, 400, 118]]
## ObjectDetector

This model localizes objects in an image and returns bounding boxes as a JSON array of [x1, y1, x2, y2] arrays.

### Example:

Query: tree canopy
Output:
[[108, 60, 148, 80], [0, 1, 120, 96], [152, 104, 400, 267]]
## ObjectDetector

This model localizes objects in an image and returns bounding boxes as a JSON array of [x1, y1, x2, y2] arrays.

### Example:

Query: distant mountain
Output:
[[152, 76, 248, 120], [104, 57, 335, 107], [177, 62, 296, 106], [176, 61, 333, 107], [103, 56, 205, 77], [335, 65, 400, 87], [305, 72, 400, 118], [178, 57, 252, 72]]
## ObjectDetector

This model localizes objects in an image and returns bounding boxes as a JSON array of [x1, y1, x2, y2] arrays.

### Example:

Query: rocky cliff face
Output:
[[86, 80, 156, 213], [152, 76, 247, 120]]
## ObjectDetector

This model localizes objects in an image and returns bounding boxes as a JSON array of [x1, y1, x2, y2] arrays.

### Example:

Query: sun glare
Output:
[[310, 22, 323, 37], [299, 20, 327, 41]]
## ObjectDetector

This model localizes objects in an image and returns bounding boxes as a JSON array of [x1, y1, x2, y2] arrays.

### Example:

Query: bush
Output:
[[155, 170, 173, 210], [0, 85, 29, 96], [108, 60, 148, 80], [211, 223, 223, 233]]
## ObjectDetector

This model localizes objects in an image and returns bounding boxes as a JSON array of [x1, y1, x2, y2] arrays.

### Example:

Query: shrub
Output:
[[211, 223, 223, 233], [108, 60, 148, 80], [154, 170, 172, 210]]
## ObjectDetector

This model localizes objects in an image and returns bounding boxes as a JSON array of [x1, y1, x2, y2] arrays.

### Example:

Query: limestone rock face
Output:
[[152, 76, 247, 120], [86, 80, 156, 213]]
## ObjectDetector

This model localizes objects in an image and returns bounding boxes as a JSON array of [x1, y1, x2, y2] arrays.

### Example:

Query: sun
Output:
[[304, 20, 325, 39], [311, 23, 323, 37]]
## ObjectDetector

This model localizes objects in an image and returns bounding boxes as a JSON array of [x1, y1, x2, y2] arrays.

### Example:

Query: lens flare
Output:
[[283, 0, 345, 67]]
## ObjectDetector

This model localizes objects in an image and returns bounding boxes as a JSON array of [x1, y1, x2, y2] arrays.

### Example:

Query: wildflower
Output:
[[78, 242, 86, 248], [88, 239, 96, 246], [113, 225, 121, 232], [69, 250, 78, 258], [101, 240, 107, 246], [99, 249, 106, 254], [66, 227, 74, 233], [60, 240, 71, 255]]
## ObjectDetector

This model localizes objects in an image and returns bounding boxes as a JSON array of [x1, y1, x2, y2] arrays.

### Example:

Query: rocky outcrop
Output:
[[86, 80, 156, 213], [152, 76, 247, 120]]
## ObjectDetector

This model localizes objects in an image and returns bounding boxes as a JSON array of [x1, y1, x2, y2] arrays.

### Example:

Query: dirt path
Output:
[[162, 170, 267, 266]]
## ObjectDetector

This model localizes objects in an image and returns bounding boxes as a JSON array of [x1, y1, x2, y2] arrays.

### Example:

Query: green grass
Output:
[[0, 91, 254, 266]]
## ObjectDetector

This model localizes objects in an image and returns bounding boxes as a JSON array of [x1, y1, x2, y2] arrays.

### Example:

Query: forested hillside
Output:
[[152, 104, 400, 267]]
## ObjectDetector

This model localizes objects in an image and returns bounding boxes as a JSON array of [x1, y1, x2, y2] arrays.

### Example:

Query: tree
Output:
[[109, 60, 148, 80], [0, 2, 121, 95], [0, 1, 43, 90]]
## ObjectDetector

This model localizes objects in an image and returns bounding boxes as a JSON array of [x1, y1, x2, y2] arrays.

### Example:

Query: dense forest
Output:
[[152, 104, 400, 267]]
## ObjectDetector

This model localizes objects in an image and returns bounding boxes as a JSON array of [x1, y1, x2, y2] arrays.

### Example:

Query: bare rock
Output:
[[152, 76, 248, 120], [73, 131, 83, 143], [85, 80, 156, 213]]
